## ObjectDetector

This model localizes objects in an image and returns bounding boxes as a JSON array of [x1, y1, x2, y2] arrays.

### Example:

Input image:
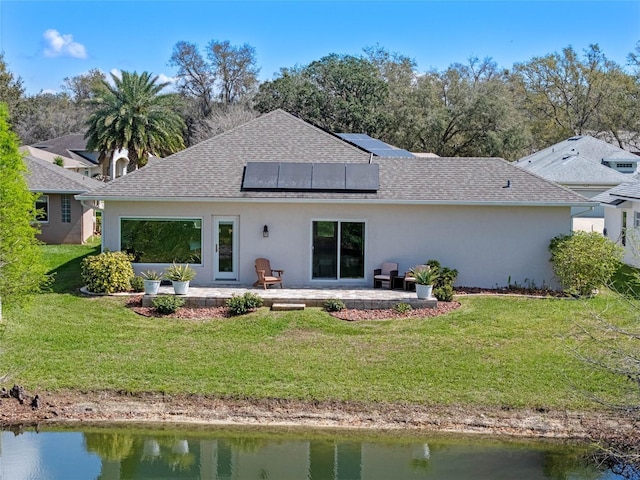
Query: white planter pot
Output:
[[172, 280, 190, 295], [416, 284, 433, 300], [143, 279, 161, 295]]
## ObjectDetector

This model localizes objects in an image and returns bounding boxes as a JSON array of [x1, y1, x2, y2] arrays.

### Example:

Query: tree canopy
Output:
[[85, 71, 186, 171], [0, 103, 49, 317]]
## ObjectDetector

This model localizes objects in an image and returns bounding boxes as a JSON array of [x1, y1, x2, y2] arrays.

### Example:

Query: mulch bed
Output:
[[126, 295, 462, 321], [126, 285, 565, 321]]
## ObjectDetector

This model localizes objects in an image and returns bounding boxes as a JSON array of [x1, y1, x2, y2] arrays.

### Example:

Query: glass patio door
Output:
[[214, 216, 238, 281], [312, 221, 365, 280]]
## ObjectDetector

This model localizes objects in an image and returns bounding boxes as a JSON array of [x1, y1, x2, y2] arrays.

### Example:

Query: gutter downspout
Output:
[[571, 206, 595, 218]]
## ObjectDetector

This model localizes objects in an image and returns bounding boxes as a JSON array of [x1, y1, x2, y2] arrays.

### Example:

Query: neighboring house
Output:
[[514, 135, 639, 217], [28, 134, 130, 179], [593, 182, 640, 267], [77, 110, 593, 289], [25, 155, 104, 244]]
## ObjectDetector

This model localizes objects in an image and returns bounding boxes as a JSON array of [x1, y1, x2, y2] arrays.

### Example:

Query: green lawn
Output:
[[0, 244, 634, 410]]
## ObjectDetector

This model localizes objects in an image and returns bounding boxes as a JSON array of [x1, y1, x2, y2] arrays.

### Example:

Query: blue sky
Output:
[[1, 0, 639, 95]]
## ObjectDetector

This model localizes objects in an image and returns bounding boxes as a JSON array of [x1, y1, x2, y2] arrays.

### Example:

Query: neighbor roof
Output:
[[514, 135, 637, 185], [78, 109, 592, 207], [25, 155, 104, 194], [593, 182, 640, 205], [21, 146, 88, 170], [29, 134, 99, 167]]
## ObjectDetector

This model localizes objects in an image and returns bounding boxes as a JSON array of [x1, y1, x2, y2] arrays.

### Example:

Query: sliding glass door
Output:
[[312, 221, 365, 280]]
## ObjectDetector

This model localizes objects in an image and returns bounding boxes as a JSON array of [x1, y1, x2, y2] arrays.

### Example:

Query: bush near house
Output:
[[226, 292, 264, 316], [81, 251, 134, 293], [426, 259, 458, 301], [549, 231, 624, 297]]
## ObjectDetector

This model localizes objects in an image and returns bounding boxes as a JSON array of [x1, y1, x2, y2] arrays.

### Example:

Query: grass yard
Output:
[[0, 244, 635, 411]]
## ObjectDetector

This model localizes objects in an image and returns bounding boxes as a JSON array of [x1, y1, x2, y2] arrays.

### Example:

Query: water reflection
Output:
[[0, 427, 630, 479]]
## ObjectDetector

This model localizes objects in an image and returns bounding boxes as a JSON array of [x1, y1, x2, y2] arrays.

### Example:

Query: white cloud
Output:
[[157, 73, 177, 85], [43, 29, 87, 59], [109, 68, 122, 79]]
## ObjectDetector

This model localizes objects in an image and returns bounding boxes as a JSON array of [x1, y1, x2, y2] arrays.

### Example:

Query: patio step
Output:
[[271, 303, 306, 311]]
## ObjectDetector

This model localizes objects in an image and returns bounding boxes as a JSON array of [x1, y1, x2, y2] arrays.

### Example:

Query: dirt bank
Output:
[[0, 389, 633, 439]]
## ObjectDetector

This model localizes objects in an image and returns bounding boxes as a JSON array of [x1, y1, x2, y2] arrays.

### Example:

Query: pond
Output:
[[0, 425, 634, 479]]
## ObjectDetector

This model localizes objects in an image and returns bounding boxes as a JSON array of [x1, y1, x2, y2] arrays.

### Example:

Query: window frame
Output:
[[61, 194, 71, 223], [35, 195, 49, 223], [119, 216, 204, 265]]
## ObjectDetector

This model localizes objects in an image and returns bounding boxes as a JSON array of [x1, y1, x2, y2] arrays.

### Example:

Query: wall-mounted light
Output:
[[263, 225, 269, 238]]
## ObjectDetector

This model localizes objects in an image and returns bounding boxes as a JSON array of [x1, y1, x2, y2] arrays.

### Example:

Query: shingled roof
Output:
[[25, 155, 104, 194], [514, 135, 637, 185], [78, 109, 591, 206]]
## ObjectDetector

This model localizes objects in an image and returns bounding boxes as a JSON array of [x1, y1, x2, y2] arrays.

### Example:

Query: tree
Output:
[[409, 57, 530, 159], [512, 44, 627, 150], [0, 103, 49, 320], [169, 41, 215, 118], [0, 54, 24, 122], [14, 92, 88, 145], [169, 40, 259, 144], [255, 53, 388, 137], [206, 40, 260, 104], [62, 68, 107, 102], [85, 71, 186, 171]]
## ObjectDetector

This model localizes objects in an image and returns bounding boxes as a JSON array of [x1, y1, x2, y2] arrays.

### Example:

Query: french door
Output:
[[214, 216, 238, 281]]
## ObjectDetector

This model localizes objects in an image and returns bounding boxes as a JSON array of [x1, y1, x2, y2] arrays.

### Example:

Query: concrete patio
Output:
[[142, 285, 438, 310]]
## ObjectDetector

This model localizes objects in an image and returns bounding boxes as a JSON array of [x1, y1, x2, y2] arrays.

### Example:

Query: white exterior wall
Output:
[[603, 201, 640, 267], [102, 200, 571, 289]]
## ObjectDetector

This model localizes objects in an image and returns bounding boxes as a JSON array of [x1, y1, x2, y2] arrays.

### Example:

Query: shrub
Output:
[[549, 231, 624, 297], [81, 251, 134, 293], [394, 302, 412, 314], [130, 276, 145, 293], [226, 292, 264, 316], [324, 298, 346, 312], [152, 295, 185, 315], [426, 259, 458, 301]]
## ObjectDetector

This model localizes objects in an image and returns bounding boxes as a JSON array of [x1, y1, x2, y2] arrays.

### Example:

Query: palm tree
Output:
[[85, 71, 186, 173]]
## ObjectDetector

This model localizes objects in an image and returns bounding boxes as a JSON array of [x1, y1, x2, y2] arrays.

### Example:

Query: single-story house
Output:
[[514, 135, 639, 218], [77, 109, 594, 289], [26, 155, 104, 244], [593, 182, 640, 267]]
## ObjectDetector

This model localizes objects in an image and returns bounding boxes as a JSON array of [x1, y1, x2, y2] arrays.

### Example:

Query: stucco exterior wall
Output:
[[603, 202, 640, 267], [102, 200, 571, 289], [37, 194, 95, 244]]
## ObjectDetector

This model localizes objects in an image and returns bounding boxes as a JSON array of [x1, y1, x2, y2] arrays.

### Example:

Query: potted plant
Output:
[[411, 266, 439, 299], [165, 263, 196, 295], [141, 270, 163, 295]]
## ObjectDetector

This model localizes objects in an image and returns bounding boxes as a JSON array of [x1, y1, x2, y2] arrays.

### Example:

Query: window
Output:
[[312, 221, 365, 279], [61, 195, 71, 223], [121, 218, 202, 264], [635, 211, 640, 228], [35, 195, 49, 222]]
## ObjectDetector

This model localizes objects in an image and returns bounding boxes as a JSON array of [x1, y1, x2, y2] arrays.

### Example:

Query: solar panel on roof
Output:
[[243, 162, 280, 189], [312, 163, 346, 190], [346, 163, 379, 190], [277, 163, 312, 189], [336, 133, 414, 158], [242, 162, 378, 192]]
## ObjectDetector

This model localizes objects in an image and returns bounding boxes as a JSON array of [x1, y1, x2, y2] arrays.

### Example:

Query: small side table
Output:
[[404, 277, 416, 291]]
